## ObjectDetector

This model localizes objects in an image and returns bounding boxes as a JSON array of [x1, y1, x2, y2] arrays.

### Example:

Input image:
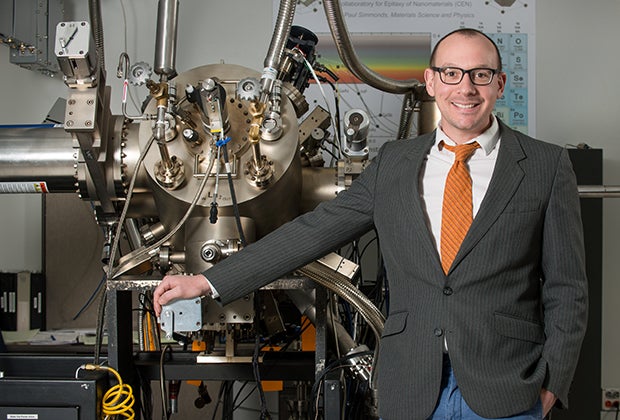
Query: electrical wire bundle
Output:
[[310, 350, 373, 420], [139, 293, 161, 352]]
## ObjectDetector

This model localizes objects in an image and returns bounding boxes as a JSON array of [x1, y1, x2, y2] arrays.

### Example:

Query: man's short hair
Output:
[[429, 28, 503, 72]]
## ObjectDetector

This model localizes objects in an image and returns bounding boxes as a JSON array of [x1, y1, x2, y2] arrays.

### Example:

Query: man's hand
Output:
[[540, 388, 557, 418], [153, 274, 211, 316]]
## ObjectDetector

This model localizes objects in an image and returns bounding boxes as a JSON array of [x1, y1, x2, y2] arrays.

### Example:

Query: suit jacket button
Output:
[[443, 287, 453, 296], [434, 328, 443, 337]]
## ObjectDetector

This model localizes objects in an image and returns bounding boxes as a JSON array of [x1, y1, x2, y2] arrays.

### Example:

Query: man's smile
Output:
[[452, 102, 479, 109]]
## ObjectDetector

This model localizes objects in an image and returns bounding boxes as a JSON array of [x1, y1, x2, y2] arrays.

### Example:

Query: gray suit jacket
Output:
[[206, 120, 588, 419]]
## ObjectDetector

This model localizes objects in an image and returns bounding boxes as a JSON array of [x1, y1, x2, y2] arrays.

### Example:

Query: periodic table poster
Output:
[[278, 0, 535, 156]]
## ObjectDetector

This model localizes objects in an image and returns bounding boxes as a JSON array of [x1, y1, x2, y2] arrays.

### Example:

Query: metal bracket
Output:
[[159, 297, 202, 339]]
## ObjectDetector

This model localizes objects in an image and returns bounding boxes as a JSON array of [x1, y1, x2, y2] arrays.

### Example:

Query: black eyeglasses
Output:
[[431, 66, 499, 86]]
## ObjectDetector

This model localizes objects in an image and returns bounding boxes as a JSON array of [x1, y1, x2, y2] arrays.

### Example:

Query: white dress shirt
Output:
[[419, 116, 501, 254]]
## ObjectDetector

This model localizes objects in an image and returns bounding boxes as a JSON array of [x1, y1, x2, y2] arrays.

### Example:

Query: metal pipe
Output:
[[322, 0, 419, 94], [154, 0, 179, 79], [155, 108, 174, 171], [124, 219, 143, 250], [0, 127, 76, 192], [287, 289, 357, 353], [146, 80, 178, 181], [578, 185, 620, 198]]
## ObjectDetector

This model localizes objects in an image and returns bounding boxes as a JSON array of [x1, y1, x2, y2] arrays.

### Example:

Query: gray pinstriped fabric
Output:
[[205, 119, 588, 419]]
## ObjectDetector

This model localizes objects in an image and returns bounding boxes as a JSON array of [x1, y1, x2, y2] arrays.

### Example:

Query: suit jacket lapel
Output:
[[449, 122, 526, 274], [398, 132, 440, 266]]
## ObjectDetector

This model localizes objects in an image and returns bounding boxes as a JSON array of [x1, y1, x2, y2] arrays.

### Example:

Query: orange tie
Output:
[[440, 141, 480, 274]]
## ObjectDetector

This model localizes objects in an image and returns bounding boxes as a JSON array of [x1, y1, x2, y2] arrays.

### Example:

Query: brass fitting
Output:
[[146, 79, 169, 107], [248, 101, 266, 143]]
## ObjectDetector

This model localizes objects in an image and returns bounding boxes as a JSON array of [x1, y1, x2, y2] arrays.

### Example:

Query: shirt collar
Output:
[[435, 115, 500, 156]]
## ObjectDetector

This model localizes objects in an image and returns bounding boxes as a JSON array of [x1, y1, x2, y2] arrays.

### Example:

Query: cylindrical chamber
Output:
[[0, 126, 76, 192], [184, 216, 256, 273], [139, 64, 303, 250], [344, 109, 369, 152], [0, 120, 159, 217], [300, 167, 339, 214]]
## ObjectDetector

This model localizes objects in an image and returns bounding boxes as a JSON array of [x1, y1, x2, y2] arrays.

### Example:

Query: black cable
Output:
[[140, 292, 163, 347], [252, 333, 271, 419], [323, 78, 342, 148], [320, 136, 341, 152], [73, 272, 106, 320], [249, 318, 315, 410], [136, 293, 165, 351], [254, 317, 315, 389], [309, 350, 374, 419], [316, 64, 340, 83], [210, 383, 226, 420], [221, 144, 247, 246], [358, 235, 378, 262], [93, 288, 107, 365], [320, 145, 339, 161], [159, 345, 172, 420], [210, 146, 221, 224], [226, 381, 236, 419], [345, 379, 368, 420], [230, 381, 250, 408], [231, 382, 259, 412], [210, 380, 236, 420], [137, 367, 153, 420], [276, 317, 313, 353]]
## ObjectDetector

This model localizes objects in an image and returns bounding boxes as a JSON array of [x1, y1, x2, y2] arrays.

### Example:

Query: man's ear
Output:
[[496, 71, 507, 98], [424, 68, 436, 97]]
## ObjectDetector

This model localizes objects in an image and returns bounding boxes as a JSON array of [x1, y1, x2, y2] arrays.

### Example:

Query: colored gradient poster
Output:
[[276, 0, 535, 156], [314, 33, 429, 84]]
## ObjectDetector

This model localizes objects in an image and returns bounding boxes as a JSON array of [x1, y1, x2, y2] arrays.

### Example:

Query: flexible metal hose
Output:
[[264, 0, 297, 70], [297, 260, 385, 389], [138, 298, 145, 350], [298, 262, 384, 338], [88, 0, 105, 70], [323, 0, 419, 94], [396, 90, 416, 139]]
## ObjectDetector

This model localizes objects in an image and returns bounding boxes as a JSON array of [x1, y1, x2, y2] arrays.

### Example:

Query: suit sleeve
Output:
[[202, 144, 386, 305], [540, 148, 588, 407]]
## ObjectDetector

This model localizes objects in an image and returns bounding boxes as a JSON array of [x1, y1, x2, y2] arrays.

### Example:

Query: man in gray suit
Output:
[[154, 29, 588, 419]]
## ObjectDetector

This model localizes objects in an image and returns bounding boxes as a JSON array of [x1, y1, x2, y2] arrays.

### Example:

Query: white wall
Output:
[[535, 0, 620, 397], [1, 0, 620, 402]]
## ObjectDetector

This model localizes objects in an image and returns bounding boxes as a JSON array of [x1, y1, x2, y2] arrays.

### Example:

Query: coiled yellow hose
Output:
[[79, 364, 135, 419]]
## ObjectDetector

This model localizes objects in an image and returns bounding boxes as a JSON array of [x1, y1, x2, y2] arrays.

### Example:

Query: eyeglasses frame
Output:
[[430, 66, 500, 86]]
